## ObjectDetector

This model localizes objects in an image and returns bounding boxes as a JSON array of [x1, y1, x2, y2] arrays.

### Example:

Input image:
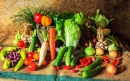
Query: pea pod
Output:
[[83, 57, 101, 71], [0, 49, 7, 60], [70, 53, 85, 67], [54, 46, 68, 66], [65, 46, 73, 66], [81, 66, 102, 78], [3, 59, 11, 69], [14, 59, 24, 72], [20, 50, 27, 59]]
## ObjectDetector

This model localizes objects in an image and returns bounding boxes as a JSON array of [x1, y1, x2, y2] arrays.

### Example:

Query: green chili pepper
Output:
[[65, 46, 73, 66], [53, 14, 60, 25], [0, 49, 7, 60], [83, 58, 101, 71], [81, 66, 102, 78], [14, 59, 24, 72], [6, 47, 17, 52], [3, 59, 11, 69], [70, 53, 85, 67], [54, 46, 68, 66], [20, 50, 27, 59]]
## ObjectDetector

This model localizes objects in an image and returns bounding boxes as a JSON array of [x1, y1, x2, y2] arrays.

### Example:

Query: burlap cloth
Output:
[[0, 34, 130, 81]]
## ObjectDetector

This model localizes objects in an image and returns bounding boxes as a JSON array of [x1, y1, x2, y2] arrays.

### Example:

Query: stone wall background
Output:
[[0, 0, 130, 44]]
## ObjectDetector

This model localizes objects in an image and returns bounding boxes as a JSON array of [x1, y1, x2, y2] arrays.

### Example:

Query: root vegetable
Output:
[[84, 42, 95, 56], [106, 64, 117, 75]]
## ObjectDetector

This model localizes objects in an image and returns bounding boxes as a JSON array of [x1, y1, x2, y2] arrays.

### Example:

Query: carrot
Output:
[[49, 27, 56, 60]]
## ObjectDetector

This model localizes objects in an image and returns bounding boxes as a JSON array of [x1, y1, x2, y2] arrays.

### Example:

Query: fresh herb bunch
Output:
[[11, 6, 45, 30]]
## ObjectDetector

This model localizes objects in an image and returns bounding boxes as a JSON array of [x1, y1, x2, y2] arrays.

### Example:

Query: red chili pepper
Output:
[[117, 51, 121, 57], [102, 56, 110, 60], [102, 56, 109, 64], [103, 59, 109, 64], [80, 61, 85, 66], [111, 59, 116, 65], [87, 57, 92, 64], [84, 62, 89, 66], [115, 57, 122, 66], [118, 66, 125, 73]]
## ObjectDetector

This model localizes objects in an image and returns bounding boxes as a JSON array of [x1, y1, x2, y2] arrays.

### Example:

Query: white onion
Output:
[[106, 64, 117, 75]]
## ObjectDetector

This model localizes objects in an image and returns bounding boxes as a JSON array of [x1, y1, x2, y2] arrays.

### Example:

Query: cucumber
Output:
[[54, 46, 68, 66]]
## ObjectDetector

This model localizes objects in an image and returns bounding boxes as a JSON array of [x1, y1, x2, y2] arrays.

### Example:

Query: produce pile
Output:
[[0, 7, 125, 78]]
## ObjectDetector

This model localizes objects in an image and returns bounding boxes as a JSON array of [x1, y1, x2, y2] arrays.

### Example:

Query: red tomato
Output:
[[17, 40, 25, 48], [28, 52, 34, 59], [55, 66, 60, 70], [34, 13, 42, 24], [24, 58, 32, 65], [43, 61, 47, 66], [28, 62, 37, 71]]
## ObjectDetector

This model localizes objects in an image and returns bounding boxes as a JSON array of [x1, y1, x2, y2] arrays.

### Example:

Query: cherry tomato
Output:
[[17, 40, 25, 48], [24, 58, 32, 65], [28, 52, 34, 59], [63, 65, 67, 69], [33, 53, 39, 60], [28, 62, 37, 71], [76, 65, 81, 68], [55, 66, 60, 70], [66, 66, 71, 70], [72, 69, 76, 73], [43, 61, 47, 66], [34, 13, 42, 24]]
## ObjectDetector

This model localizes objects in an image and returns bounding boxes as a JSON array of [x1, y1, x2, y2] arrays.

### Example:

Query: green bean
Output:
[[65, 46, 73, 66], [83, 57, 101, 71], [54, 46, 68, 66]]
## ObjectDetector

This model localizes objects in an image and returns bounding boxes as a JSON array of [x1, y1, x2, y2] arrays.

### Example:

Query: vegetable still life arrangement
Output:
[[0, 6, 126, 79]]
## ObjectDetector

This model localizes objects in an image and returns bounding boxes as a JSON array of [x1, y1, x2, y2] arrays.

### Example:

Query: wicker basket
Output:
[[36, 24, 55, 45]]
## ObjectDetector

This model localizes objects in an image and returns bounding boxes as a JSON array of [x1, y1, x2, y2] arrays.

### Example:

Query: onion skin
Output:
[[95, 47, 104, 55], [106, 64, 117, 75], [109, 50, 117, 58]]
